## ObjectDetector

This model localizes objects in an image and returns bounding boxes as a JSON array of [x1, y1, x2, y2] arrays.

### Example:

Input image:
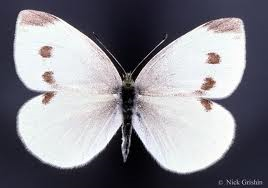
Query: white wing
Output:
[[14, 10, 121, 93], [18, 91, 122, 168], [135, 18, 245, 99], [133, 18, 245, 173], [15, 10, 123, 168], [133, 95, 235, 174]]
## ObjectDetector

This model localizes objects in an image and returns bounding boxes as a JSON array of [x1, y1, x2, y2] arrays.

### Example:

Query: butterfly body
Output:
[[120, 73, 136, 162]]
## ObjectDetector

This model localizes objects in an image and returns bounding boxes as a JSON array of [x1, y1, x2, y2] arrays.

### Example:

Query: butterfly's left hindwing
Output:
[[18, 91, 122, 168]]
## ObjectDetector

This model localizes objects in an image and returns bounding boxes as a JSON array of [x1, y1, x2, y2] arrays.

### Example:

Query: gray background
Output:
[[0, 0, 267, 187]]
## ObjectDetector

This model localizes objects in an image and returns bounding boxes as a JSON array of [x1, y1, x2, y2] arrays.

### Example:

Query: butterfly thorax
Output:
[[120, 73, 136, 162]]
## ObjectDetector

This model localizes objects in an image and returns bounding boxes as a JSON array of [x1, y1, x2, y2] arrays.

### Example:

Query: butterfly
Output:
[[14, 10, 246, 174]]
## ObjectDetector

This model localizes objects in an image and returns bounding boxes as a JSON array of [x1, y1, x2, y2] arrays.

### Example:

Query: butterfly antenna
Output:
[[93, 32, 126, 76], [131, 33, 168, 79]]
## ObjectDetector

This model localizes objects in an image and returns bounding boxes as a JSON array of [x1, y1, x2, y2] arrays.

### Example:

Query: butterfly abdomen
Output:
[[120, 74, 136, 162]]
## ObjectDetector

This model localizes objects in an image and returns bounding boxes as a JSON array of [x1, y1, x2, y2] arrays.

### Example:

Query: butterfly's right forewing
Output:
[[135, 18, 245, 99]]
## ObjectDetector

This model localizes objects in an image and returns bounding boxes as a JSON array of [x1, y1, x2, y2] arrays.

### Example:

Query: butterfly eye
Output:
[[123, 81, 133, 88], [123, 73, 134, 87]]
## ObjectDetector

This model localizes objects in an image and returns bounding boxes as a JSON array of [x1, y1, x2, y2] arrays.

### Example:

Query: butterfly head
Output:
[[122, 73, 134, 88]]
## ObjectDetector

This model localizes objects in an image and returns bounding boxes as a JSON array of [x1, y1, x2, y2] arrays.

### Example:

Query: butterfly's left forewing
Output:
[[14, 10, 121, 93]]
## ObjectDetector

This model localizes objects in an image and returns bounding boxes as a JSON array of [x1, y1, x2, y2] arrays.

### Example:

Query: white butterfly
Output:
[[14, 10, 246, 174]]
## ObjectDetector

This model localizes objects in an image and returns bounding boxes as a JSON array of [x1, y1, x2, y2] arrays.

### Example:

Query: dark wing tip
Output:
[[18, 9, 59, 26], [203, 18, 244, 33]]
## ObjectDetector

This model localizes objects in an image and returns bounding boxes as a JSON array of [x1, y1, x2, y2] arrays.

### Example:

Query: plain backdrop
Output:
[[0, 0, 267, 188]]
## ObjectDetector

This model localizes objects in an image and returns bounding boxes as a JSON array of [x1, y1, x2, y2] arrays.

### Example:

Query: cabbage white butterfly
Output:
[[14, 10, 245, 174]]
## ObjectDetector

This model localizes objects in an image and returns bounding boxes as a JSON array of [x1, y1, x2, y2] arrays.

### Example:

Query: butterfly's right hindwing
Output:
[[133, 95, 235, 174]]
